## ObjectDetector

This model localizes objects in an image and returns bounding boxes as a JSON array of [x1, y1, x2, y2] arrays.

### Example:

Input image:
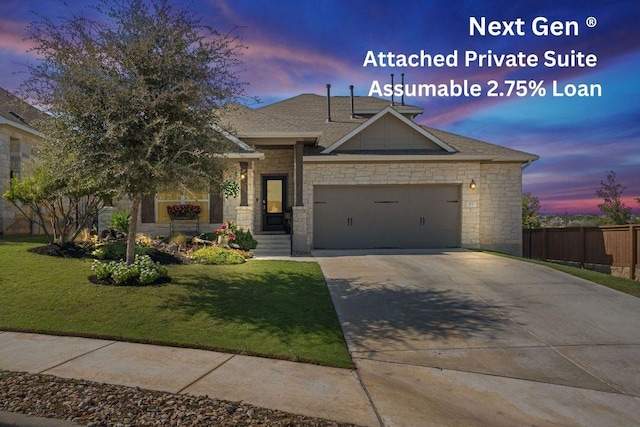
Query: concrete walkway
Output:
[[314, 249, 640, 427], [0, 331, 378, 426]]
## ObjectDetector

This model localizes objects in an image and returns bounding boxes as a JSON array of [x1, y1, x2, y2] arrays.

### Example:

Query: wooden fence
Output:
[[522, 224, 640, 281]]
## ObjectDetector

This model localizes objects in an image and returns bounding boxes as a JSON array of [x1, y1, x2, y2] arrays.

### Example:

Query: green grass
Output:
[[487, 251, 640, 298], [0, 238, 352, 368]]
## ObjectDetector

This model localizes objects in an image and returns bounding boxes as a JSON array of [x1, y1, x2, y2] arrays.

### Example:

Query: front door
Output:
[[262, 176, 287, 232]]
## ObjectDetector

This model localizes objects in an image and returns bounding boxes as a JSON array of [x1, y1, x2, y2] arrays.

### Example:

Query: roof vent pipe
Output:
[[401, 73, 405, 106], [349, 85, 355, 118], [390, 73, 395, 106], [326, 83, 332, 122]]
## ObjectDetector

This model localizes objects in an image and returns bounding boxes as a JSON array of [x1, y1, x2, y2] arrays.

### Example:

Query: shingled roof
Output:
[[227, 93, 538, 162], [0, 87, 49, 132], [256, 94, 422, 148]]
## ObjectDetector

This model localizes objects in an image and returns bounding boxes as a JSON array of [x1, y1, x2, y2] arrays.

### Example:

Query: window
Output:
[[156, 189, 209, 222]]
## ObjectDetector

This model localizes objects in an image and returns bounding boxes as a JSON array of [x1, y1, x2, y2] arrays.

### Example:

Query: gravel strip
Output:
[[0, 370, 362, 427]]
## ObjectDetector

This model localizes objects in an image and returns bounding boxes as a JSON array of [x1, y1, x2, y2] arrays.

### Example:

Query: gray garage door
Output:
[[313, 185, 460, 249]]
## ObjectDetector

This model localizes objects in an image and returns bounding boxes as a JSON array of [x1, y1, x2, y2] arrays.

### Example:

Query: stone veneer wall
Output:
[[0, 132, 8, 235], [479, 163, 523, 256], [0, 125, 40, 235], [251, 148, 294, 233], [300, 161, 524, 256]]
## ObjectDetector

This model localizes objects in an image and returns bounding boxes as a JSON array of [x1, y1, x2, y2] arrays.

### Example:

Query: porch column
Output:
[[236, 161, 253, 232], [291, 206, 309, 254], [295, 141, 304, 206], [239, 162, 248, 206]]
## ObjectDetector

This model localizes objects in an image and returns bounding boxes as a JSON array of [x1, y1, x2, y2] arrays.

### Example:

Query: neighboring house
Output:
[[0, 87, 47, 236], [1, 87, 539, 256], [135, 90, 539, 256]]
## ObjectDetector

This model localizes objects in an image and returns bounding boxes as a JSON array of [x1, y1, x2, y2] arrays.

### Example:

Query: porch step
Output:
[[252, 234, 291, 257]]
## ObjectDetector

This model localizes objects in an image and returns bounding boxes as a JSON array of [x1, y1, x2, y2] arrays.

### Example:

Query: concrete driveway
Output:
[[314, 249, 640, 427]]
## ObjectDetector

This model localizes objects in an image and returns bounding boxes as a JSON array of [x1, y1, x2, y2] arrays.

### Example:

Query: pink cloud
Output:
[[0, 18, 35, 55]]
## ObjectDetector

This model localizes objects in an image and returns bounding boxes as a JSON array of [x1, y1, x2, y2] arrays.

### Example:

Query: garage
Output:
[[313, 185, 461, 249]]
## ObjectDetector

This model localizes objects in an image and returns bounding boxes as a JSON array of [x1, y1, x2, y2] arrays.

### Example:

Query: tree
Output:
[[21, 0, 246, 263], [522, 192, 541, 228], [596, 171, 631, 225], [3, 151, 111, 244]]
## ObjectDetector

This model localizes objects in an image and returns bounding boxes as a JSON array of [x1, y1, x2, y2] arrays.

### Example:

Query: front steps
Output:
[[252, 234, 291, 257]]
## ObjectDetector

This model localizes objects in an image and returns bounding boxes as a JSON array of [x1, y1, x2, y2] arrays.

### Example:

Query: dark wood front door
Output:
[[262, 176, 287, 232]]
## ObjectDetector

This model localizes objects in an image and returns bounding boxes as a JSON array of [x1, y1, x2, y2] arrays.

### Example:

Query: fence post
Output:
[[542, 228, 548, 261], [579, 227, 585, 269], [631, 225, 637, 281]]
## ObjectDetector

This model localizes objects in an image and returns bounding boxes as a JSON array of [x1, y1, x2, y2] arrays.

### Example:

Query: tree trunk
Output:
[[126, 194, 141, 264]]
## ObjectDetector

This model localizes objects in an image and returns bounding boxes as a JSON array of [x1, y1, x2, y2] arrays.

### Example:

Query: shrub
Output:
[[166, 232, 188, 248], [92, 241, 154, 260], [214, 220, 237, 241], [91, 255, 168, 286], [231, 228, 258, 250], [136, 233, 154, 247], [191, 246, 246, 265], [109, 210, 131, 233]]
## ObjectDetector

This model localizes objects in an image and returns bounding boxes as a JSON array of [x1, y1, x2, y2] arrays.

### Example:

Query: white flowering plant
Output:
[[91, 255, 168, 286]]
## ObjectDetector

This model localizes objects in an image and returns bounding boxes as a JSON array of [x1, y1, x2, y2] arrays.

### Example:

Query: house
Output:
[[1, 86, 538, 256], [0, 88, 47, 236], [135, 88, 539, 256]]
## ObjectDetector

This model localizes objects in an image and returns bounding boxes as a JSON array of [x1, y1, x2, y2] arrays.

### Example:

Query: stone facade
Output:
[[479, 163, 523, 255], [0, 125, 41, 235]]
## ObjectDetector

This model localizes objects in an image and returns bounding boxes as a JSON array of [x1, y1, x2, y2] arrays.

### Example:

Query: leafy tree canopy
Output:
[[596, 170, 632, 225], [522, 192, 541, 228], [21, 0, 248, 261]]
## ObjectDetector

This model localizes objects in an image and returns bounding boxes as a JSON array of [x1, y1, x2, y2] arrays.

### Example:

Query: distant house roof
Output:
[[226, 93, 538, 163], [0, 87, 49, 134]]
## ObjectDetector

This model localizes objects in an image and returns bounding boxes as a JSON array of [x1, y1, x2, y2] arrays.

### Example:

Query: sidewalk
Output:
[[0, 331, 379, 427]]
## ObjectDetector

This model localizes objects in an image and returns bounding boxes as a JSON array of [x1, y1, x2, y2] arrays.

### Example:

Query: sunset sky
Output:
[[1, 0, 638, 214]]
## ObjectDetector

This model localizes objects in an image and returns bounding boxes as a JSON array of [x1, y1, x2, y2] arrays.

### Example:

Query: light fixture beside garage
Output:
[[470, 179, 477, 190]]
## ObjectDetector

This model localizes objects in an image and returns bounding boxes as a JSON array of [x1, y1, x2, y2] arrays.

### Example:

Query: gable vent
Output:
[[9, 111, 27, 124]]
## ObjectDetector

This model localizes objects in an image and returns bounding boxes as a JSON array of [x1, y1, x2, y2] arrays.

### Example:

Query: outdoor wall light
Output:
[[470, 179, 477, 190]]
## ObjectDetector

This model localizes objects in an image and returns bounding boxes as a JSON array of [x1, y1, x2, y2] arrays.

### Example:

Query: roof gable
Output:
[[322, 107, 456, 154], [0, 87, 49, 135]]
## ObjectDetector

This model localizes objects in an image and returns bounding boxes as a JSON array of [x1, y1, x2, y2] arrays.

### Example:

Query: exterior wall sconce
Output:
[[240, 164, 248, 180], [470, 179, 477, 190]]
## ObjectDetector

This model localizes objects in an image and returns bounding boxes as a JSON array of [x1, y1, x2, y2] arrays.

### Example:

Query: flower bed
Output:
[[167, 204, 201, 219], [91, 255, 169, 286]]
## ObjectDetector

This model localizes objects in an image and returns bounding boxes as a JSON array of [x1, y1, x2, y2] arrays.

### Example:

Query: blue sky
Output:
[[1, 0, 638, 213]]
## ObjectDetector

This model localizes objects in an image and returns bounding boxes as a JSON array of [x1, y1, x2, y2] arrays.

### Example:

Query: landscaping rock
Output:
[[0, 370, 359, 427]]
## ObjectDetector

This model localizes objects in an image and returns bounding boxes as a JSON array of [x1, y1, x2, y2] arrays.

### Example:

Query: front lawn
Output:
[[0, 238, 352, 368]]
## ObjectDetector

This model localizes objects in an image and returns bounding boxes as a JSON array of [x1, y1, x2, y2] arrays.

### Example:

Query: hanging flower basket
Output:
[[167, 204, 201, 220]]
